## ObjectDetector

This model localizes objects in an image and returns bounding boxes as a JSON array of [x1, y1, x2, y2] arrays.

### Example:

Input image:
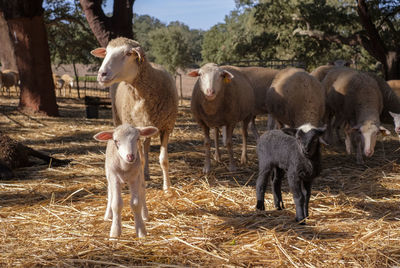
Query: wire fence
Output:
[[221, 59, 306, 69], [0, 74, 109, 99]]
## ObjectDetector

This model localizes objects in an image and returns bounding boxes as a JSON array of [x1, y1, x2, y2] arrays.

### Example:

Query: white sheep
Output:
[[266, 67, 325, 128], [91, 37, 178, 191], [94, 123, 158, 238], [189, 63, 255, 173]]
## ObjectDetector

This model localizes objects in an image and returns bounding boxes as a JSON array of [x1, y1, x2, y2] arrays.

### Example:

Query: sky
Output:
[[104, 0, 237, 31]]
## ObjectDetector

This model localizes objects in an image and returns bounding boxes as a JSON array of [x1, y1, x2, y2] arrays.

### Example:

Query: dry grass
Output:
[[1, 96, 400, 267]]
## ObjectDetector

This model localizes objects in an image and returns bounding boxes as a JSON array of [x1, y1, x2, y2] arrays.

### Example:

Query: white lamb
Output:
[[94, 123, 158, 238]]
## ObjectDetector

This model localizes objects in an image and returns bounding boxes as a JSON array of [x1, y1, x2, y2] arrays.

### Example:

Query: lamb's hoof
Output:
[[256, 201, 265, 211], [110, 228, 121, 238], [240, 157, 247, 165], [229, 164, 237, 172], [295, 217, 306, 225], [137, 229, 147, 238], [104, 212, 112, 221], [202, 165, 211, 174]]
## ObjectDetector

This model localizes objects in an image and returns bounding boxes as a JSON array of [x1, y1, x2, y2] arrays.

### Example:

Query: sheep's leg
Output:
[[256, 165, 271, 211], [143, 138, 151, 181], [213, 127, 221, 162], [272, 168, 285, 210], [128, 177, 147, 238], [302, 180, 312, 218], [159, 130, 171, 191], [354, 134, 364, 165], [344, 125, 352, 155], [250, 116, 260, 140], [288, 174, 306, 224], [202, 125, 211, 174], [225, 124, 237, 172], [110, 181, 123, 238], [240, 117, 251, 165], [104, 176, 113, 221], [266, 115, 276, 130]]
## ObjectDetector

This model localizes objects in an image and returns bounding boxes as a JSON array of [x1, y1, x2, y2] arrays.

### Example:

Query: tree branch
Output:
[[356, 0, 387, 63]]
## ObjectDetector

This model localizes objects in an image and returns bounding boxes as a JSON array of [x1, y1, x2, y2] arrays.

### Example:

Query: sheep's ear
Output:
[[389, 111, 400, 119], [281, 128, 297, 136], [351, 124, 361, 132], [94, 131, 113, 141], [138, 126, 159, 138], [187, 70, 200, 77], [379, 125, 391, 136], [222, 70, 234, 84], [91, 48, 107, 58], [132, 46, 145, 63]]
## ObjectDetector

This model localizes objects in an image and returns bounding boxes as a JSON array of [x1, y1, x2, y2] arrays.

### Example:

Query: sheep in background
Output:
[[367, 75, 400, 137], [0, 132, 70, 179], [91, 37, 178, 191], [94, 124, 158, 238], [61, 74, 74, 95], [189, 63, 255, 173], [388, 80, 400, 96], [1, 69, 19, 95], [266, 67, 325, 129], [323, 67, 390, 164], [256, 124, 326, 224], [52, 74, 65, 95], [236, 66, 279, 137]]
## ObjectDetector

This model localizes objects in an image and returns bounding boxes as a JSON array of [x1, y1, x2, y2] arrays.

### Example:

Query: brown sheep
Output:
[[91, 37, 178, 191], [1, 69, 19, 95], [189, 63, 255, 173], [323, 67, 390, 164], [0, 132, 70, 179], [266, 67, 325, 129]]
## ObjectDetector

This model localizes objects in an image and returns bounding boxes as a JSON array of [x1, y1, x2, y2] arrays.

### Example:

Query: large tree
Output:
[[80, 0, 135, 47], [240, 0, 400, 79], [0, 0, 59, 116]]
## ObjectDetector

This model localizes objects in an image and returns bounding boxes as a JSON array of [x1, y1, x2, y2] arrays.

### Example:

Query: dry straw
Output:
[[0, 97, 399, 267]]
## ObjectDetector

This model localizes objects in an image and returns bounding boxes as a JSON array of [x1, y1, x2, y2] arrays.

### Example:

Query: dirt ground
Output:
[[1, 95, 400, 267]]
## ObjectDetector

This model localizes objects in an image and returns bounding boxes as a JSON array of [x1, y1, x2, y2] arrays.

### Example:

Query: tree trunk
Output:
[[80, 0, 135, 47], [0, 0, 59, 116], [384, 51, 400, 80], [0, 11, 17, 71]]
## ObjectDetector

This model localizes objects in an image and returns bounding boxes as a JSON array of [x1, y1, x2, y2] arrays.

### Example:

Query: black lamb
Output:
[[255, 124, 326, 224]]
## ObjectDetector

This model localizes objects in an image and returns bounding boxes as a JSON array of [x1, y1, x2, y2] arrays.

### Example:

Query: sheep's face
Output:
[[389, 111, 400, 137], [188, 64, 234, 101], [295, 124, 326, 157], [94, 124, 158, 164], [91, 44, 144, 87], [354, 122, 390, 157]]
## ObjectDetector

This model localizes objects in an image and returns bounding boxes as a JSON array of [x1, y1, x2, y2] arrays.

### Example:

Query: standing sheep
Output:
[[1, 69, 19, 95], [236, 66, 279, 137], [94, 124, 158, 238], [91, 37, 178, 191], [266, 67, 325, 128], [256, 124, 326, 224], [323, 67, 390, 164], [61, 74, 74, 96], [189, 63, 255, 173], [367, 75, 400, 136]]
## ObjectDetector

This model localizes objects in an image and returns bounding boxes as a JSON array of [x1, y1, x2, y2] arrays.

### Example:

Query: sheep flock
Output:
[[1, 39, 400, 267]]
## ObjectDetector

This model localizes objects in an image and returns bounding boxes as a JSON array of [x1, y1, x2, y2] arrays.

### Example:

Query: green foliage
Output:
[[44, 0, 100, 66], [135, 20, 202, 74]]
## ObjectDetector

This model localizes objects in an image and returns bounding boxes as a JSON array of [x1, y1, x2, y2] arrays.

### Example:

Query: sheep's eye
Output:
[[126, 52, 133, 57], [114, 140, 120, 147]]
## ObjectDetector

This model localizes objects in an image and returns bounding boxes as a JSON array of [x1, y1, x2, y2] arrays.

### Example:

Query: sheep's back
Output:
[[113, 63, 178, 133], [267, 68, 325, 127]]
